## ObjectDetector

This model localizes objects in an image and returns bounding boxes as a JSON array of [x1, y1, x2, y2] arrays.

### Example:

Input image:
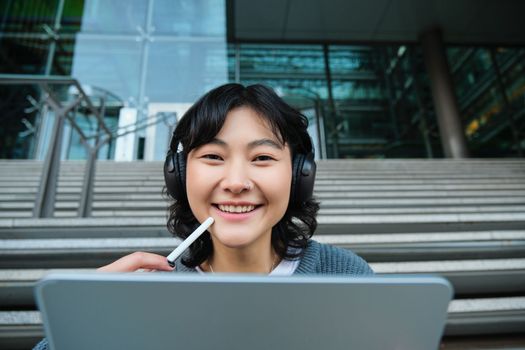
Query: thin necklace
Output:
[[208, 254, 278, 274]]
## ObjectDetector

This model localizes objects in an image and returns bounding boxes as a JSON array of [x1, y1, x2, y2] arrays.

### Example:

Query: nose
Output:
[[220, 160, 252, 194]]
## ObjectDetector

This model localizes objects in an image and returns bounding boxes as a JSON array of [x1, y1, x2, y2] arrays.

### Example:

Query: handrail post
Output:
[[78, 148, 97, 217], [33, 101, 65, 218]]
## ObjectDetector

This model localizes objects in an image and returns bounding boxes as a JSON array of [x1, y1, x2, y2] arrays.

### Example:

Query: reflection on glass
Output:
[[228, 44, 442, 158], [0, 37, 50, 74], [79, 0, 147, 33], [66, 113, 118, 160], [146, 40, 227, 103], [449, 46, 525, 156], [60, 0, 86, 34], [72, 35, 142, 104], [329, 46, 378, 74], [0, 1, 58, 74], [153, 0, 225, 36], [240, 44, 325, 75], [231, 44, 328, 98], [0, 85, 40, 158], [0, 0, 59, 33], [331, 80, 383, 100], [51, 38, 77, 75]]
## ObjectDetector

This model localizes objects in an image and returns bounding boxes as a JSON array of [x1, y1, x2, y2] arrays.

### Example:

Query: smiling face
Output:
[[186, 106, 292, 252]]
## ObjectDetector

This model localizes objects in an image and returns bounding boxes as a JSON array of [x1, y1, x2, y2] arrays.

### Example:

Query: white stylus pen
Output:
[[166, 217, 214, 267]]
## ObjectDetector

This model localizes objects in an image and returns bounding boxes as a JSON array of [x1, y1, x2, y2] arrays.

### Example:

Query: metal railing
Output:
[[0, 74, 173, 218]]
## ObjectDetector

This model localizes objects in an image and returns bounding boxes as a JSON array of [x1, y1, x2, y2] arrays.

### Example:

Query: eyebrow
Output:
[[209, 138, 284, 150]]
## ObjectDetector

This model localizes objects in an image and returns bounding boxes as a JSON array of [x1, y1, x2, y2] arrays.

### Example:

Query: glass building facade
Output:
[[448, 47, 525, 157], [1, 1, 524, 160], [0, 0, 227, 161]]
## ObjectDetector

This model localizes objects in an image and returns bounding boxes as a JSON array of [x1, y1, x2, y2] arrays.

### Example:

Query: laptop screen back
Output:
[[35, 273, 452, 350]]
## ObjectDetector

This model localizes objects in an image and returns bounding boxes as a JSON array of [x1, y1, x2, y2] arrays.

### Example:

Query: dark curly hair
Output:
[[166, 83, 319, 268]]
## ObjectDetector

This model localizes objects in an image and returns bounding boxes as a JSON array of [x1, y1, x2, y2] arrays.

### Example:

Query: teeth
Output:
[[218, 204, 255, 213]]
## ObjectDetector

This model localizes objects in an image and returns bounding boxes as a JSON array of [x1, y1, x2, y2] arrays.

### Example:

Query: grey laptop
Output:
[[35, 272, 452, 350]]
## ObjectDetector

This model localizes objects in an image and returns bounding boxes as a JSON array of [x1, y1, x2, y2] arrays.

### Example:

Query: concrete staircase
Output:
[[1, 159, 524, 349]]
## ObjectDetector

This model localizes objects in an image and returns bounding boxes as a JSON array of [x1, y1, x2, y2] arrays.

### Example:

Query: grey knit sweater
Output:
[[32, 240, 372, 350], [173, 240, 373, 275]]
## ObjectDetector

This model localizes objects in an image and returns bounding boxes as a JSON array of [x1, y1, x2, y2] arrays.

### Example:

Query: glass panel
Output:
[[329, 46, 384, 158], [239, 44, 325, 75], [0, 0, 59, 33], [0, 85, 40, 158], [79, 0, 147, 33], [0, 0, 80, 75], [1, 0, 230, 161], [0, 0, 57, 74], [235, 44, 328, 98], [60, 0, 85, 33], [228, 43, 441, 158], [329, 46, 378, 74], [449, 46, 525, 157], [66, 113, 118, 160], [0, 36, 49, 74], [66, 112, 96, 160], [145, 39, 228, 103], [153, 0, 225, 36], [331, 80, 383, 100], [494, 47, 518, 68], [71, 35, 142, 105], [227, 43, 237, 82], [50, 38, 76, 75], [327, 45, 435, 158], [498, 48, 525, 105]]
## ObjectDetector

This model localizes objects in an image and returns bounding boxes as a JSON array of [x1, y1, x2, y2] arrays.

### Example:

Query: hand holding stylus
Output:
[[97, 217, 214, 272]]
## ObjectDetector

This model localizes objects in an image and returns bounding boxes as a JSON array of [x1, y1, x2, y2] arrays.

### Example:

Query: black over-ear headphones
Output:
[[164, 147, 316, 206]]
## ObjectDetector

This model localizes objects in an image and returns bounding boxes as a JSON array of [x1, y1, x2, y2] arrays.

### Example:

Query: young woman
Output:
[[98, 83, 372, 275], [33, 83, 371, 349]]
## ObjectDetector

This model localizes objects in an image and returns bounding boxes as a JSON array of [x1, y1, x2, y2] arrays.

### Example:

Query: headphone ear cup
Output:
[[164, 151, 186, 200], [175, 152, 186, 199], [290, 152, 316, 206], [290, 154, 303, 207]]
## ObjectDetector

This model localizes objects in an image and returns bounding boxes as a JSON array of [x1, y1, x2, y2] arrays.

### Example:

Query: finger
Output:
[[97, 253, 173, 272], [98, 252, 175, 272], [132, 252, 175, 271]]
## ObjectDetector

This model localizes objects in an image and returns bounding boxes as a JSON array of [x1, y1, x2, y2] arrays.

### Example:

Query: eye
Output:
[[202, 154, 223, 161], [253, 155, 276, 162]]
